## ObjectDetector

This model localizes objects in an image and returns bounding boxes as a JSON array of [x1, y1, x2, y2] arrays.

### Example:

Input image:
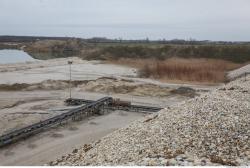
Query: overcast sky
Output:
[[0, 0, 250, 41]]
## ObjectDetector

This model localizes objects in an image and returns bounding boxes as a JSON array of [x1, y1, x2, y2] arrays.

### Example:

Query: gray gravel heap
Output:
[[227, 64, 250, 81], [50, 76, 250, 166]]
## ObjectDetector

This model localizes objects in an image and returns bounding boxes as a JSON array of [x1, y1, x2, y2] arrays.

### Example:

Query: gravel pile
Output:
[[50, 75, 250, 166], [227, 64, 250, 81]]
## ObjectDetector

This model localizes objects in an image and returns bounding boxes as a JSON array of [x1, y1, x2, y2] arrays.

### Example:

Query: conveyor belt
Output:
[[0, 97, 162, 148], [65, 98, 93, 106], [65, 98, 163, 113], [0, 97, 112, 148]]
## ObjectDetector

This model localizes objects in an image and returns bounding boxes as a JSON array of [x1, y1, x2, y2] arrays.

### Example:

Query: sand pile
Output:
[[50, 75, 250, 166], [0, 80, 88, 91], [25, 80, 69, 91], [78, 77, 172, 97], [0, 77, 179, 98]]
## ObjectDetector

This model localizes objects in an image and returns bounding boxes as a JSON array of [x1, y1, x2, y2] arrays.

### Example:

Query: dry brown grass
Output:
[[108, 58, 241, 83]]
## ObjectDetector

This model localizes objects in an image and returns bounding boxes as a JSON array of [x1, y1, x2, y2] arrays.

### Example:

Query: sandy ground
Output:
[[0, 111, 146, 166], [0, 88, 188, 166], [0, 57, 136, 84], [0, 57, 217, 165], [0, 57, 213, 135], [0, 90, 187, 135], [0, 57, 217, 91]]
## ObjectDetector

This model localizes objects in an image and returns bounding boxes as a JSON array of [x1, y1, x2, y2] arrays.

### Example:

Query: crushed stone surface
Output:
[[227, 64, 250, 81]]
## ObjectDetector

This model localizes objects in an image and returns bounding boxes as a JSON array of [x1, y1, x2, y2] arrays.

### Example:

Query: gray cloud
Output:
[[0, 0, 250, 41]]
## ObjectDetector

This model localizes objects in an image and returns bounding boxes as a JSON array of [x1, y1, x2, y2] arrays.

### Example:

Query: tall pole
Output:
[[68, 61, 73, 99]]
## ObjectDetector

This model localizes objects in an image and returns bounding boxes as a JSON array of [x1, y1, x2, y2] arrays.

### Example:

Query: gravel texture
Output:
[[50, 75, 250, 166], [227, 64, 250, 81]]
